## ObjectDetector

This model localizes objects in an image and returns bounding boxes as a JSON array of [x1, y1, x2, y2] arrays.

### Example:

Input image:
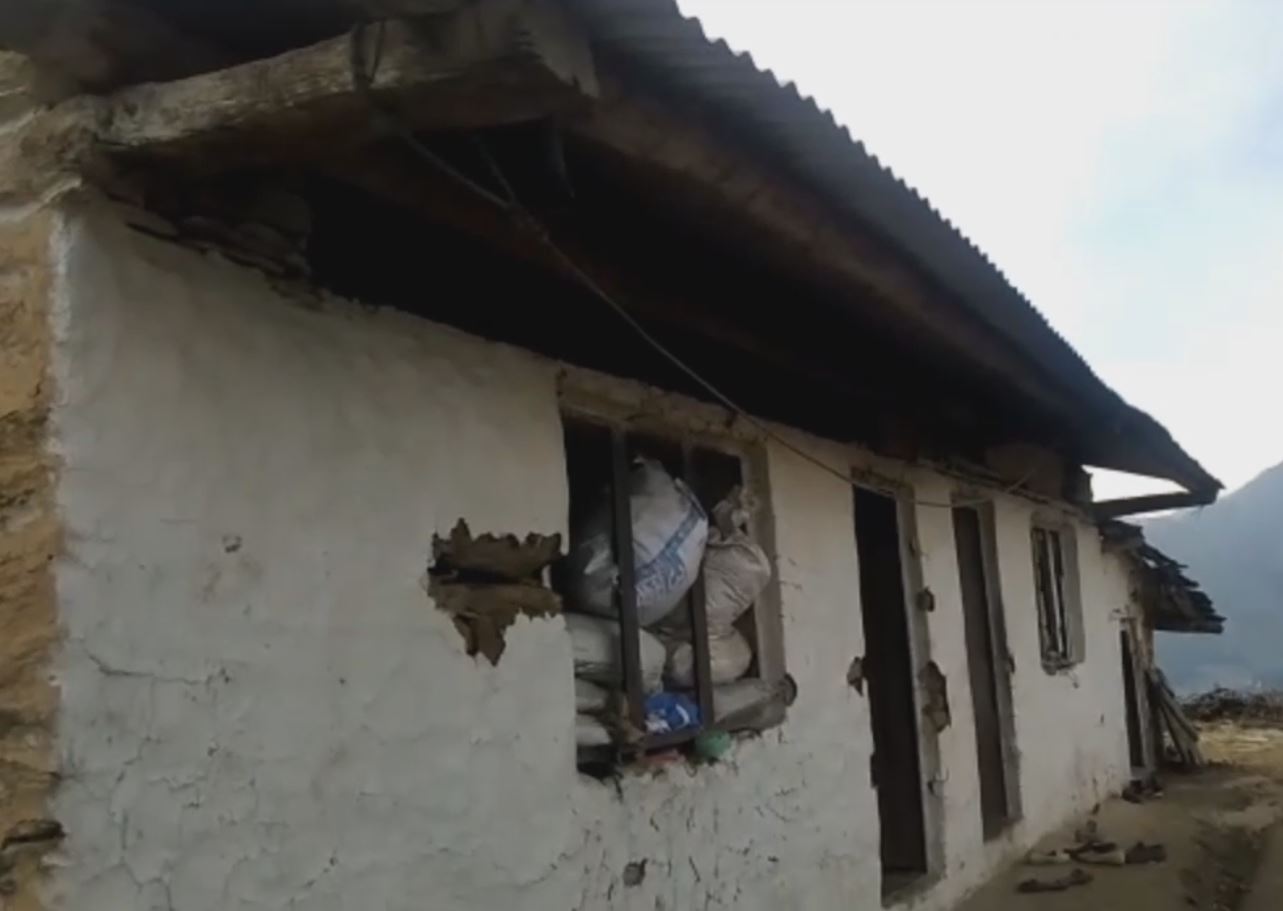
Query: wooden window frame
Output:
[[562, 408, 787, 764], [1031, 523, 1082, 670]]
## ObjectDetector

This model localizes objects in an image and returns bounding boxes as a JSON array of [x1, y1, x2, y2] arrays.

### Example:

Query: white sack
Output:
[[575, 714, 612, 747], [665, 627, 753, 688], [567, 612, 665, 693], [568, 458, 709, 627], [701, 529, 772, 629], [575, 678, 610, 714]]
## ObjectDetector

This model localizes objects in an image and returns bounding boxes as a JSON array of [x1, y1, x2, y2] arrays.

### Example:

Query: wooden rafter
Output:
[[565, 82, 1086, 425], [1093, 490, 1217, 521]]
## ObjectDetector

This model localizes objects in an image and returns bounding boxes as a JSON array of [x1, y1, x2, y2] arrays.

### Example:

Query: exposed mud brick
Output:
[[0, 94, 100, 209], [431, 519, 562, 583], [0, 210, 60, 911], [0, 53, 37, 123]]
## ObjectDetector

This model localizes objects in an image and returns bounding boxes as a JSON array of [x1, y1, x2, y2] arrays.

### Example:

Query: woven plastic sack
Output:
[[664, 627, 753, 688], [567, 612, 665, 693], [575, 678, 609, 714], [568, 458, 709, 627]]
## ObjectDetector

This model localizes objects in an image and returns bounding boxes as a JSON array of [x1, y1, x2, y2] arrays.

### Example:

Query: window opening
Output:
[[560, 416, 787, 773], [1032, 524, 1081, 669]]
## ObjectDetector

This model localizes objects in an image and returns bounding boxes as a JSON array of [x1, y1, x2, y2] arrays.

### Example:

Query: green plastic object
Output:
[[694, 730, 733, 761]]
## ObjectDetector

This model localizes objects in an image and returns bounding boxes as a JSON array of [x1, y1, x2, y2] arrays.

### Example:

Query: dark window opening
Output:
[[559, 416, 785, 773], [1032, 527, 1073, 667], [854, 487, 928, 894]]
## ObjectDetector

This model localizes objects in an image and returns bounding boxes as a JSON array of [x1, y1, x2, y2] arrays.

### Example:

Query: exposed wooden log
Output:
[[87, 3, 595, 172], [0, 92, 102, 206], [0, 0, 478, 92], [1093, 490, 1217, 521]]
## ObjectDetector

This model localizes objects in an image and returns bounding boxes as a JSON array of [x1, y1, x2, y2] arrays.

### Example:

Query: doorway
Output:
[[854, 487, 928, 892], [952, 505, 1017, 840], [1120, 628, 1146, 770]]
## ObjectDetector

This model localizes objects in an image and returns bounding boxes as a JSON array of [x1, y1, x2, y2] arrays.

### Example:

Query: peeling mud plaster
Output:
[[0, 61, 66, 907], [846, 656, 865, 695], [430, 580, 561, 664], [0, 203, 62, 908], [922, 660, 951, 733], [428, 520, 563, 664]]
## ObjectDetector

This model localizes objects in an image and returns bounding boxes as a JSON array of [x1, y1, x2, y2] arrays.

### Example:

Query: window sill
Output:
[[1041, 656, 1082, 675], [576, 703, 788, 776]]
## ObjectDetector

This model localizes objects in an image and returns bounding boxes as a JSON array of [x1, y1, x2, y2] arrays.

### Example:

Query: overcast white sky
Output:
[[677, 0, 1283, 499]]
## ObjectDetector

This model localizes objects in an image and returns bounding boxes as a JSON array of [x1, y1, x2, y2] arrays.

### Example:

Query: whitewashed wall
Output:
[[46, 202, 1134, 911]]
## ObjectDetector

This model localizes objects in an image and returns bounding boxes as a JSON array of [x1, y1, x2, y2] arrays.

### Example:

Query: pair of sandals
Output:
[[1019, 840, 1166, 892]]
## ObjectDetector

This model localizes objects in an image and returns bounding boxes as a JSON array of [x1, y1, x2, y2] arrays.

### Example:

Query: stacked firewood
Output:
[[1148, 668, 1205, 767]]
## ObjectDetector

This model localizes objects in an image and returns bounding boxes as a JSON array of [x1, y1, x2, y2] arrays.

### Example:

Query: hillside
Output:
[[1146, 462, 1283, 692]]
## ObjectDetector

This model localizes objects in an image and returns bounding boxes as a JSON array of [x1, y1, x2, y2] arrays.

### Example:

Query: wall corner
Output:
[[0, 51, 69, 909]]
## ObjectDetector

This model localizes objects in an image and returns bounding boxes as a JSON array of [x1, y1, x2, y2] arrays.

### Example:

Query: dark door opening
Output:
[[854, 487, 927, 892], [1120, 629, 1146, 770], [953, 505, 1013, 840]]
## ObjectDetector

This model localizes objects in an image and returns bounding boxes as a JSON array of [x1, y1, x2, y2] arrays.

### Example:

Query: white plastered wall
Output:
[[46, 201, 1135, 911], [899, 469, 1137, 906]]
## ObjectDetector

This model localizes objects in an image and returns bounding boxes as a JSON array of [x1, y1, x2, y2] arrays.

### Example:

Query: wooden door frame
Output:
[[970, 499, 1023, 825], [853, 469, 946, 895]]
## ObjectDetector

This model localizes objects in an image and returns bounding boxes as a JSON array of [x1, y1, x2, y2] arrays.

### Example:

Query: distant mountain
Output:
[[1146, 461, 1283, 693]]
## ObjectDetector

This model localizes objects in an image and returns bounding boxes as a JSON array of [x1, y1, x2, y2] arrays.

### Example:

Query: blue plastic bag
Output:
[[644, 692, 701, 735]]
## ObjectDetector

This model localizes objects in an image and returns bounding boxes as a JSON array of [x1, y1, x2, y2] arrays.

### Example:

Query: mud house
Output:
[[0, 1, 1223, 908]]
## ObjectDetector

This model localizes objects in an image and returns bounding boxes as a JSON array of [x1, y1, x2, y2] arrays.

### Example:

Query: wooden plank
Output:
[[954, 505, 1011, 838], [0, 1, 481, 92], [610, 428, 645, 730], [89, 4, 595, 172], [1094, 490, 1217, 520], [682, 445, 715, 729], [1148, 668, 1204, 767]]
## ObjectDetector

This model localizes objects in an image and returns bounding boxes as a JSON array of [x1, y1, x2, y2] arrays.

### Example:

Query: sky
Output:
[[677, 0, 1283, 499]]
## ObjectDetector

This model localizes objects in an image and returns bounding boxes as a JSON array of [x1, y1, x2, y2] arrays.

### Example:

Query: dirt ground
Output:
[[954, 723, 1283, 911]]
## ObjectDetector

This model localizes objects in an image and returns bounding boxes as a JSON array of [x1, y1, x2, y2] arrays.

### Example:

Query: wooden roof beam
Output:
[[1092, 490, 1218, 521], [0, 1, 554, 93], [10, 1, 596, 180], [99, 3, 595, 171]]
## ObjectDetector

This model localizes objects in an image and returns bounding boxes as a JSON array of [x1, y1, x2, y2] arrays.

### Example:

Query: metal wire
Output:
[[347, 23, 1037, 511]]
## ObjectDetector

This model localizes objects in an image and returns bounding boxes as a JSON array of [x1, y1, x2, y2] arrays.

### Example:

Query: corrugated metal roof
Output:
[[5, 0, 1218, 491], [570, 0, 1221, 494]]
